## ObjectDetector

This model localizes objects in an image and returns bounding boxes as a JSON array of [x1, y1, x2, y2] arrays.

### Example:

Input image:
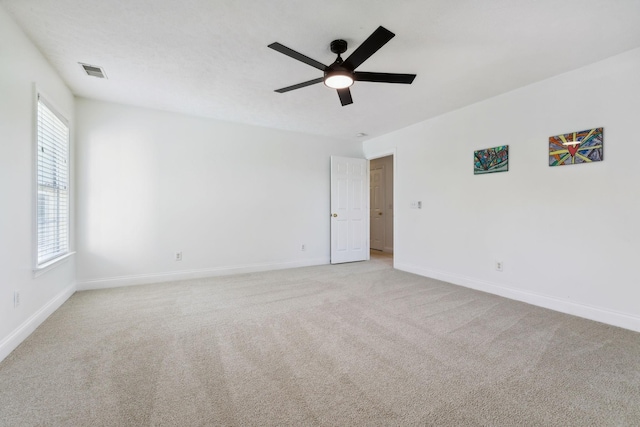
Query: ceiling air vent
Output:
[[79, 63, 107, 79]]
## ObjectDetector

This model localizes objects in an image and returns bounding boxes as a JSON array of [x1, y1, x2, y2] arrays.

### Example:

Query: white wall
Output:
[[0, 5, 76, 361], [364, 48, 640, 332], [75, 98, 362, 288]]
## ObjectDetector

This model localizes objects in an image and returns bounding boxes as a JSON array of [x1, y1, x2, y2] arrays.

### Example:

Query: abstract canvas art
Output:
[[549, 127, 603, 166], [474, 145, 509, 175]]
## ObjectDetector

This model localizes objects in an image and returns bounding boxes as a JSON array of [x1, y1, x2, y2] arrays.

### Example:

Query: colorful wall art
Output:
[[549, 127, 603, 166], [474, 145, 509, 175]]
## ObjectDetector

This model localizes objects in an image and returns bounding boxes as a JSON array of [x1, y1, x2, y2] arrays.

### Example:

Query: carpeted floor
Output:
[[1, 252, 639, 426]]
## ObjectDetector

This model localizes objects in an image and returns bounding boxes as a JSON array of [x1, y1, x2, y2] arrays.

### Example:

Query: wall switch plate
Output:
[[14, 290, 20, 308], [495, 261, 503, 272], [301, 244, 306, 251], [175, 252, 183, 261]]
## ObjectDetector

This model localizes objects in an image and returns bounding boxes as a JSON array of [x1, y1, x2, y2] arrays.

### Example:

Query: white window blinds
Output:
[[36, 96, 70, 266]]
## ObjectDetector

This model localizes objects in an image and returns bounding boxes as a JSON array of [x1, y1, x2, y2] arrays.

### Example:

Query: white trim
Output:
[[77, 258, 330, 290], [364, 148, 396, 161], [31, 85, 39, 273], [0, 283, 76, 363], [395, 262, 640, 333], [33, 251, 75, 278]]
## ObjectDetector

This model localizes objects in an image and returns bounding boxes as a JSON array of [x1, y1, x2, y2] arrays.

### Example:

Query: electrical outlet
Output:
[[175, 251, 182, 261], [14, 291, 20, 308], [495, 261, 503, 272], [301, 244, 306, 251]]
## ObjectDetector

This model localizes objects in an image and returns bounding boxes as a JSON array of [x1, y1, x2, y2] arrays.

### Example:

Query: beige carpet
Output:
[[1, 252, 639, 426]]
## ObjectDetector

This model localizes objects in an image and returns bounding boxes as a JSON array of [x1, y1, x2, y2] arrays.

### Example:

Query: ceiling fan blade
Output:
[[268, 42, 327, 71], [343, 26, 395, 71], [337, 88, 353, 106], [354, 72, 416, 84], [274, 77, 324, 93]]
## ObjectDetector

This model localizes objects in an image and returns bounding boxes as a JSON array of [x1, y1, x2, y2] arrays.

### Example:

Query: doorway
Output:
[[369, 155, 393, 257]]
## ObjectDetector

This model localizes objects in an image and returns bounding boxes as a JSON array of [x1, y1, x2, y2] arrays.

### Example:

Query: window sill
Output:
[[33, 252, 76, 278]]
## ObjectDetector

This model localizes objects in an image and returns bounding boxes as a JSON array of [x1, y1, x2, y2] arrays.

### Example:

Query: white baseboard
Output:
[[77, 258, 331, 291], [395, 262, 640, 333], [0, 283, 76, 363]]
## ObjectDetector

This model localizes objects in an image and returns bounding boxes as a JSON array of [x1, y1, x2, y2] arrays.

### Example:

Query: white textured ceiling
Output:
[[3, 0, 640, 140]]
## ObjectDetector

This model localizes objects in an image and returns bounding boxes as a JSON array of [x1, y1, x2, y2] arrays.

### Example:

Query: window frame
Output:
[[33, 89, 73, 274]]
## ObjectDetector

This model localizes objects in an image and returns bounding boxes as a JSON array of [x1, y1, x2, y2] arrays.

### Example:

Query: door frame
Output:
[[366, 149, 396, 265]]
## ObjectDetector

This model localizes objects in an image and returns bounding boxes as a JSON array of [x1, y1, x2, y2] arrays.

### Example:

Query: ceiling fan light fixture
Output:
[[324, 71, 353, 89], [269, 26, 416, 106]]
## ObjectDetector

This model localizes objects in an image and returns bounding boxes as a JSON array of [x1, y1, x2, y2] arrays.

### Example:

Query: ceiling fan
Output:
[[268, 26, 416, 106]]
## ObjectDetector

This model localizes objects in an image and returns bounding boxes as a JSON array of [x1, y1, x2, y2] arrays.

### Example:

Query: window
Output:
[[36, 95, 70, 267]]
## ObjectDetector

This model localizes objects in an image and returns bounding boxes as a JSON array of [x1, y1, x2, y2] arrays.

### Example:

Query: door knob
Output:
[[378, 212, 383, 215], [332, 213, 338, 217]]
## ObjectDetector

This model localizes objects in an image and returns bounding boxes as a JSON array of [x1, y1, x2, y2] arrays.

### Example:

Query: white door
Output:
[[330, 156, 369, 264], [370, 166, 384, 251]]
